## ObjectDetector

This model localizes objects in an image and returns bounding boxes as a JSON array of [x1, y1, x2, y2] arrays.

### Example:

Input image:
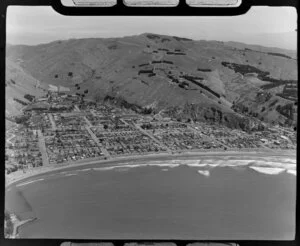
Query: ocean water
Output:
[[5, 162, 296, 239]]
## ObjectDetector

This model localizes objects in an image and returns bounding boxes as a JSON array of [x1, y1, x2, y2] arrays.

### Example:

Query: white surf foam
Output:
[[93, 166, 120, 171], [17, 178, 44, 187], [65, 173, 78, 177], [287, 169, 297, 176], [171, 160, 200, 165], [208, 164, 220, 167], [146, 163, 180, 168], [249, 166, 286, 175], [78, 168, 92, 172], [197, 170, 210, 177]]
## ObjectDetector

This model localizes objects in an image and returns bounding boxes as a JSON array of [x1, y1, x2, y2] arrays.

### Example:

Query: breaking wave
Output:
[[197, 170, 210, 177], [249, 167, 286, 175], [71, 156, 297, 177], [17, 179, 44, 187]]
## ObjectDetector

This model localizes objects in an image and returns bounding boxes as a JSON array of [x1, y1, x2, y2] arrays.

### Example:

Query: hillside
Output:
[[5, 60, 47, 120], [6, 33, 298, 130]]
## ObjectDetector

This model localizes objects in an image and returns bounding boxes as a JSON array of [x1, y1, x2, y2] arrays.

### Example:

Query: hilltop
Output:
[[6, 33, 297, 130]]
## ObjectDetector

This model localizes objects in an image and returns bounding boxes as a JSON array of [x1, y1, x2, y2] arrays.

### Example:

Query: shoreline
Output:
[[13, 218, 37, 238], [5, 212, 37, 239], [6, 149, 296, 188]]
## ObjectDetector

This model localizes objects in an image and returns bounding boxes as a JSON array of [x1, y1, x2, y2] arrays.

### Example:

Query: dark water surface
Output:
[[5, 164, 296, 239]]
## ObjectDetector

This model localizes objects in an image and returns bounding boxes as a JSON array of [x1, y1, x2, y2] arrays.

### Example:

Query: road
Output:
[[134, 123, 172, 153], [85, 126, 111, 159], [37, 130, 50, 166], [48, 114, 57, 130]]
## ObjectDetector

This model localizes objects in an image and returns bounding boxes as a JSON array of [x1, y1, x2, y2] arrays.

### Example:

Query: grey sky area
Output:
[[7, 6, 297, 50]]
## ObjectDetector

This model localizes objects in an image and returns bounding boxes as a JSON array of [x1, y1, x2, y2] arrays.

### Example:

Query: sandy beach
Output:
[[6, 149, 296, 188]]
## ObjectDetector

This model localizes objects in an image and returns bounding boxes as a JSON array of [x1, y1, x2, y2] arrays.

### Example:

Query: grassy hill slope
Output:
[[6, 33, 298, 129]]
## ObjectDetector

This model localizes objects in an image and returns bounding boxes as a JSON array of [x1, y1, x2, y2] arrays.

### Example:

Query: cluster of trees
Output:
[[244, 48, 292, 59], [178, 81, 189, 89], [147, 34, 161, 40], [24, 94, 35, 102], [276, 103, 295, 121], [277, 93, 297, 102], [222, 61, 297, 90], [152, 60, 174, 64], [104, 94, 154, 115], [138, 69, 153, 75], [158, 48, 169, 51], [267, 52, 292, 59], [166, 52, 186, 55], [172, 36, 192, 41], [162, 60, 174, 64], [108, 44, 117, 50], [269, 99, 279, 108], [181, 75, 221, 98], [15, 115, 30, 124], [13, 98, 28, 106], [75, 83, 81, 90], [139, 63, 149, 67], [232, 104, 259, 118], [161, 38, 171, 42], [256, 92, 272, 103], [49, 105, 72, 112], [222, 61, 270, 77]]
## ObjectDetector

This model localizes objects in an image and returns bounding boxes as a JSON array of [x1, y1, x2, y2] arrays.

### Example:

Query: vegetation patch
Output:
[[138, 69, 153, 75], [147, 34, 161, 40], [141, 80, 149, 85], [267, 52, 292, 59], [221, 61, 297, 90], [172, 36, 192, 41], [276, 103, 295, 122], [180, 75, 221, 98], [108, 44, 117, 50], [4, 211, 14, 238], [161, 38, 170, 42], [24, 94, 35, 102], [139, 63, 149, 67], [13, 98, 28, 106]]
